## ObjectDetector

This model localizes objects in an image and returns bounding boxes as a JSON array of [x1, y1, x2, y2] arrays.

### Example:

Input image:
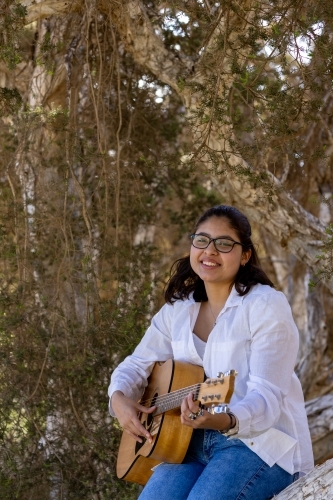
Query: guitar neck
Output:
[[152, 384, 200, 416], [141, 369, 235, 417]]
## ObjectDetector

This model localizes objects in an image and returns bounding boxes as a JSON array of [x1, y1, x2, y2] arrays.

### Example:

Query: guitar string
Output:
[[140, 380, 225, 410], [140, 384, 201, 410], [140, 383, 200, 407]]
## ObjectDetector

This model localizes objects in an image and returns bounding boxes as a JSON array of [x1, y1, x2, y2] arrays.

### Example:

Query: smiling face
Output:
[[190, 216, 251, 289]]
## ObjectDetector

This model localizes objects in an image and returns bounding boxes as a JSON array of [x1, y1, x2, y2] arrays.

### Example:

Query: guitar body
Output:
[[116, 359, 236, 485], [116, 359, 205, 485]]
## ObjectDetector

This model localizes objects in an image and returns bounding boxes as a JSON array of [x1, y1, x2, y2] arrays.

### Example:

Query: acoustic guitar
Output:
[[116, 359, 236, 485]]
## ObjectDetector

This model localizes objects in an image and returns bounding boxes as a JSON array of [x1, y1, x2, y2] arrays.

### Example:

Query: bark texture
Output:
[[307, 395, 333, 464], [275, 459, 333, 499], [21, 0, 333, 293]]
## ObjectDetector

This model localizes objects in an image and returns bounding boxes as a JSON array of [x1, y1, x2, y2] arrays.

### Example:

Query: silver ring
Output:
[[189, 412, 196, 420]]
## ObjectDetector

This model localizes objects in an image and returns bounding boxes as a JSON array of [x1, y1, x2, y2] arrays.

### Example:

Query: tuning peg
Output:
[[217, 372, 224, 378], [225, 369, 238, 377]]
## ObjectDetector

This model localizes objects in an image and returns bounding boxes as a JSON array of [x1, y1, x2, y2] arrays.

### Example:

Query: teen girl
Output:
[[109, 205, 313, 500]]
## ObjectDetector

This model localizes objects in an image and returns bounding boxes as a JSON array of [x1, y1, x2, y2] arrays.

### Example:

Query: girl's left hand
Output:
[[180, 392, 211, 428], [180, 392, 231, 431]]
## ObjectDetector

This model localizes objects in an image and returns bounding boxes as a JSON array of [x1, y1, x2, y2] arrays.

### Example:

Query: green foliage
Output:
[[0, 1, 27, 69], [0, 87, 22, 116], [36, 31, 63, 74], [1, 0, 333, 497], [0, 9, 216, 498], [170, 1, 333, 282]]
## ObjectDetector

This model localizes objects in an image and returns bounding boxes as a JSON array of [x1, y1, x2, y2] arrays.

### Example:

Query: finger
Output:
[[181, 398, 189, 411], [188, 403, 200, 418], [181, 401, 190, 415], [186, 393, 199, 411], [130, 413, 154, 443], [181, 393, 193, 412], [135, 406, 156, 437], [187, 392, 194, 403], [124, 418, 153, 443], [187, 392, 197, 406], [137, 404, 156, 414], [182, 408, 197, 422], [134, 423, 153, 443], [180, 413, 191, 425], [124, 427, 146, 443], [181, 397, 198, 420], [181, 411, 197, 426]]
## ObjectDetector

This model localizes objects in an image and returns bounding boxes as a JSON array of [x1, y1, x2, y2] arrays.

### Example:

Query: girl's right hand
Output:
[[111, 391, 155, 443]]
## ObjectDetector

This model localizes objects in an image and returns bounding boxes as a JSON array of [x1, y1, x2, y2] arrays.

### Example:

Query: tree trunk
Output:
[[20, 0, 333, 292], [275, 458, 333, 499], [306, 395, 333, 465]]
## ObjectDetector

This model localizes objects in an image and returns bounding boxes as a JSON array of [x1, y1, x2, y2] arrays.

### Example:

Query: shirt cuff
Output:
[[108, 386, 126, 417], [230, 405, 252, 437]]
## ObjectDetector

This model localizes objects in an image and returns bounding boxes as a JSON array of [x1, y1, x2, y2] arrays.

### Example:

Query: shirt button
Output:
[[250, 442, 254, 446]]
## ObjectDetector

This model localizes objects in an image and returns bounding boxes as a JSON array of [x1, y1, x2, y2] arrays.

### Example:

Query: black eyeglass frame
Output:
[[190, 233, 244, 253]]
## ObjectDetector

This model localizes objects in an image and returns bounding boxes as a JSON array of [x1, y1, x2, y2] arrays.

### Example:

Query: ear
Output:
[[241, 249, 251, 266]]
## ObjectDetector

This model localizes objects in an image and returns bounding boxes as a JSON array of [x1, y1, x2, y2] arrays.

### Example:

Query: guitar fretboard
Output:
[[141, 383, 201, 416]]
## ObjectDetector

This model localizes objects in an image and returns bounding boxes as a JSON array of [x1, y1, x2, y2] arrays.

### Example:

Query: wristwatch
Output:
[[205, 404, 239, 436]]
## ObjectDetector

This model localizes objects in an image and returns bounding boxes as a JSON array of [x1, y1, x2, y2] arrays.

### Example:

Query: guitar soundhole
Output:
[[135, 392, 158, 455], [146, 408, 154, 429], [135, 438, 144, 454]]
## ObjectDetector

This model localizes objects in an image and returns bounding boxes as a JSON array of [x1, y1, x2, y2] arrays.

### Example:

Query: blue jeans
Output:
[[138, 429, 297, 500]]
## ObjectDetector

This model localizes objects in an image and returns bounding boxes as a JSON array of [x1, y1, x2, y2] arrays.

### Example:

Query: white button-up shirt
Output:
[[109, 284, 314, 475]]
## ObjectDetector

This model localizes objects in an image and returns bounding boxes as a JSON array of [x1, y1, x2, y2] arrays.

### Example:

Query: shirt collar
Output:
[[189, 284, 245, 311], [225, 284, 245, 308]]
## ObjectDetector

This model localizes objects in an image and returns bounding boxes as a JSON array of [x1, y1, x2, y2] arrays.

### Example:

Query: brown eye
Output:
[[215, 239, 234, 251]]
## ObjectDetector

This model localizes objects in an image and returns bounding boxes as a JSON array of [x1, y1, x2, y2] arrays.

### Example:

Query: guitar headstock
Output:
[[195, 370, 237, 406]]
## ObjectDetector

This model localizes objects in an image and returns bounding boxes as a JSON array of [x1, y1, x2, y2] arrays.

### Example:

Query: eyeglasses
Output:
[[190, 234, 244, 253]]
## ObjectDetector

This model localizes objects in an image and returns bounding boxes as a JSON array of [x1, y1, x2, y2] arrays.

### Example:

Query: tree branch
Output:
[[213, 169, 333, 292], [306, 395, 333, 464], [22, 0, 333, 293], [275, 458, 333, 499], [106, 0, 193, 92], [23, 0, 73, 23]]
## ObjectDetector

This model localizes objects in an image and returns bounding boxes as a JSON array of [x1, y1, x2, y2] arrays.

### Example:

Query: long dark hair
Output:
[[164, 205, 274, 303]]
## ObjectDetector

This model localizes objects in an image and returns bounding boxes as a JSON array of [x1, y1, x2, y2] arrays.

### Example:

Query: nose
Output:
[[204, 240, 218, 253]]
